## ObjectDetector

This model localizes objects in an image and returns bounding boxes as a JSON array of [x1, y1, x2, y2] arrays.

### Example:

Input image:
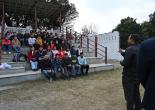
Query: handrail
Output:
[[65, 27, 108, 64]]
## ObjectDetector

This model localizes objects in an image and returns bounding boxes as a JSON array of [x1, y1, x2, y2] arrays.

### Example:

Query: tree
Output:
[[113, 17, 141, 48], [2, 0, 78, 29], [141, 21, 152, 38], [81, 24, 98, 37]]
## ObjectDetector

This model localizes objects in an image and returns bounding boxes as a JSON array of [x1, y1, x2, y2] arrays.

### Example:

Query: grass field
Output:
[[0, 68, 143, 110]]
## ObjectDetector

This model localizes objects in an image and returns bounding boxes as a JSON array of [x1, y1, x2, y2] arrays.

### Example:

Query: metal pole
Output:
[[80, 35, 83, 48], [1, 1, 5, 40], [0, 1, 5, 63], [105, 47, 108, 64], [95, 36, 98, 57], [34, 5, 37, 30]]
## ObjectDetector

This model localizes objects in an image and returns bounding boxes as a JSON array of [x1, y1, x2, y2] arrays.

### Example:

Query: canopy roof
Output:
[[0, 0, 70, 19]]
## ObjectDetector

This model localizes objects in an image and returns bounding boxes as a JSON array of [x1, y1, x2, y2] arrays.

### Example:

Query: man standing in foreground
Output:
[[137, 37, 155, 110], [119, 34, 142, 110]]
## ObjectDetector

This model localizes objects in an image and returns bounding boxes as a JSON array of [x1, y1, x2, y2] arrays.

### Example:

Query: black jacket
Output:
[[137, 38, 155, 109], [120, 44, 140, 79], [40, 59, 52, 71]]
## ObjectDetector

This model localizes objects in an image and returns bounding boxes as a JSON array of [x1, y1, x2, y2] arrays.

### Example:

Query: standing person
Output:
[[119, 34, 142, 110], [78, 52, 89, 75], [137, 37, 155, 110]]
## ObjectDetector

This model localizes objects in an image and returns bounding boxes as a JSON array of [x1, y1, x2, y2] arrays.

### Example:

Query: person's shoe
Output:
[[49, 78, 53, 82], [8, 52, 11, 54], [3, 52, 6, 54]]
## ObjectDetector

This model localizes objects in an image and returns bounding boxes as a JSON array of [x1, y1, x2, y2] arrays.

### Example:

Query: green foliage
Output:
[[113, 17, 141, 48]]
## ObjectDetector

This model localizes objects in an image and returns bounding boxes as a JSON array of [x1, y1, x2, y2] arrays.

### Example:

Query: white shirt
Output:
[[28, 37, 36, 45], [52, 50, 59, 58]]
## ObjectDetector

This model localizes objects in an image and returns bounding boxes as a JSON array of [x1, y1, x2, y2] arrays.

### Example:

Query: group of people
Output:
[[119, 34, 155, 110], [1, 30, 90, 81], [27, 46, 89, 81], [26, 30, 89, 80], [1, 30, 74, 54]]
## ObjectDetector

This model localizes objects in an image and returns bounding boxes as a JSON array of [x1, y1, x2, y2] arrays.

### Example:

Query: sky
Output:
[[69, 0, 155, 34]]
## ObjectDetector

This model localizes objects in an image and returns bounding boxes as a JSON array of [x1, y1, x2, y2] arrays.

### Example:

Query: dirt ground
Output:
[[0, 68, 144, 110]]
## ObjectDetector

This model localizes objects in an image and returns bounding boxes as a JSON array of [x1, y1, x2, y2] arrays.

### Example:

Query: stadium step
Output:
[[86, 57, 104, 64], [0, 63, 114, 86], [0, 71, 43, 86], [0, 67, 25, 75], [7, 62, 26, 68]]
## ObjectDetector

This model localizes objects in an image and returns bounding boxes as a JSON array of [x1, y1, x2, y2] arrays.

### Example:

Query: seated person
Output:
[[35, 36, 43, 47], [66, 48, 71, 58], [52, 46, 59, 58], [63, 53, 72, 78], [28, 36, 36, 47], [49, 40, 55, 50], [27, 47, 38, 71], [58, 47, 66, 60], [70, 46, 77, 56], [12, 36, 21, 53], [47, 45, 53, 60], [36, 46, 47, 68], [78, 52, 89, 75], [2, 37, 12, 54], [71, 55, 81, 76], [40, 55, 53, 81], [52, 54, 66, 80]]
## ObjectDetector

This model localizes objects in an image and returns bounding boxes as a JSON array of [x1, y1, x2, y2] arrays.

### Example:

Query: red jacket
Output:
[[2, 38, 12, 45], [58, 50, 65, 60], [50, 44, 55, 50], [27, 50, 37, 61]]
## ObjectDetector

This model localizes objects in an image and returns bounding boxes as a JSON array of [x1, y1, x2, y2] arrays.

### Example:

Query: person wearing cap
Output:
[[78, 52, 89, 75], [119, 34, 142, 110]]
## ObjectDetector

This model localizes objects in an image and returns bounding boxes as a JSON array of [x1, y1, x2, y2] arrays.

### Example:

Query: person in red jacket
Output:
[[27, 47, 38, 71], [2, 37, 12, 54], [58, 47, 66, 60]]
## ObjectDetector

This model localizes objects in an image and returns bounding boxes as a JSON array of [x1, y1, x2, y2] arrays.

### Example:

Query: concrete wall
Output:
[[82, 31, 123, 61]]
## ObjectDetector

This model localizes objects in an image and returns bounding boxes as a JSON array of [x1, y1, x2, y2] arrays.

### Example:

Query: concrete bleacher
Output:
[[0, 47, 114, 86]]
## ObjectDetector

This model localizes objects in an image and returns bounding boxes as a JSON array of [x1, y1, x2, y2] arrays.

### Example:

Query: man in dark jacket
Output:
[[137, 37, 155, 110], [40, 55, 53, 81], [119, 34, 142, 110]]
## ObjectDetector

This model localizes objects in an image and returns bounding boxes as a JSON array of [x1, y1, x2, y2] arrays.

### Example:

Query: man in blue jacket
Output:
[[119, 34, 142, 110], [137, 37, 155, 110]]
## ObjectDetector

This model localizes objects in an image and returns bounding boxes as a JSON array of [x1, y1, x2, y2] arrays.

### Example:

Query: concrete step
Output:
[[89, 63, 114, 73], [0, 71, 43, 86], [0, 67, 25, 75], [1, 56, 13, 62], [0, 63, 114, 87], [86, 57, 104, 64], [7, 62, 26, 68], [84, 52, 94, 57]]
